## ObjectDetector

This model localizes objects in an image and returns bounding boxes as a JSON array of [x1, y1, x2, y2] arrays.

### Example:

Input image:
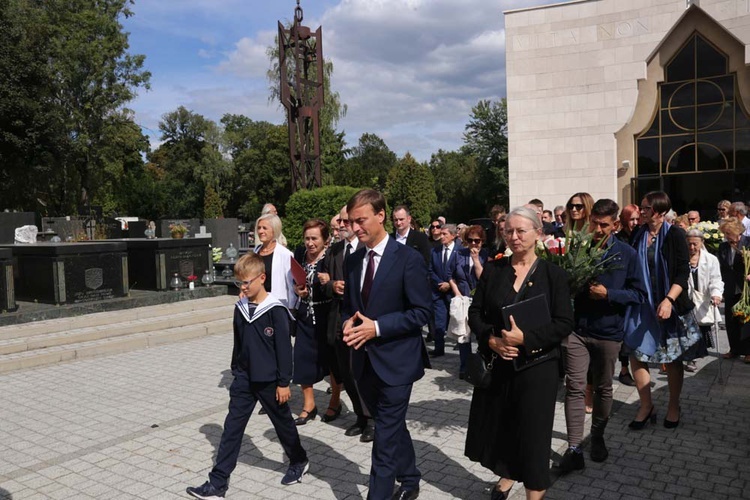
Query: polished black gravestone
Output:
[[117, 238, 211, 290], [0, 248, 16, 312], [204, 218, 239, 250], [42, 217, 85, 241], [0, 242, 128, 305], [126, 220, 148, 239], [0, 212, 36, 244]]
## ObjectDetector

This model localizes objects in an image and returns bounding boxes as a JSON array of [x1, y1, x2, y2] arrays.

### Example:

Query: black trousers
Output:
[[335, 337, 370, 420], [209, 371, 307, 490]]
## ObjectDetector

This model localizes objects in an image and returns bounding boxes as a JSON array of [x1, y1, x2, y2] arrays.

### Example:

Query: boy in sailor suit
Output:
[[187, 253, 308, 500]]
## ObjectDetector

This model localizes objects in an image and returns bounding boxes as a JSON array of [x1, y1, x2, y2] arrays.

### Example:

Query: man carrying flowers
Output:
[[557, 199, 647, 473]]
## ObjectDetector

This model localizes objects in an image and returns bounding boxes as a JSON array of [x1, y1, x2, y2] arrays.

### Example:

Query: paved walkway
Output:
[[0, 323, 748, 499]]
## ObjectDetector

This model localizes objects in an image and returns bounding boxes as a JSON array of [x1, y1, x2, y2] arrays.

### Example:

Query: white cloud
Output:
[[128, 0, 559, 161]]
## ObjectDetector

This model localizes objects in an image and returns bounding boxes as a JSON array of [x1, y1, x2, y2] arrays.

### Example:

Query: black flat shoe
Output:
[[392, 486, 419, 500], [321, 404, 342, 423], [294, 407, 317, 425], [490, 481, 512, 500], [628, 406, 656, 430], [664, 407, 681, 429]]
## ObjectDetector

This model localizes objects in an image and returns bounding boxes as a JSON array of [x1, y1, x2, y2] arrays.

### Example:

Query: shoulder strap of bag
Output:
[[513, 258, 541, 304]]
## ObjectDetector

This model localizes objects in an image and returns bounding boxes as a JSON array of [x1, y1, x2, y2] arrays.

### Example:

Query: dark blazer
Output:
[[718, 237, 750, 299], [469, 258, 574, 359], [230, 303, 293, 386], [393, 229, 432, 265], [453, 247, 489, 296], [632, 225, 693, 315], [429, 241, 463, 298], [323, 239, 363, 344], [341, 237, 432, 386]]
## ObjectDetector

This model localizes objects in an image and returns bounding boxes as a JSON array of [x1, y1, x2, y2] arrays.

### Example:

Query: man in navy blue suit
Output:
[[428, 223, 462, 357], [342, 189, 431, 500]]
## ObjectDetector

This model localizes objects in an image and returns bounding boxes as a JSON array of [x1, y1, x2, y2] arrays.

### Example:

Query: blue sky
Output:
[[123, 0, 558, 161]]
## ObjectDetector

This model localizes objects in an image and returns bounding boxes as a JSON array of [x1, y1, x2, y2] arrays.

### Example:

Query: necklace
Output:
[[259, 242, 276, 256]]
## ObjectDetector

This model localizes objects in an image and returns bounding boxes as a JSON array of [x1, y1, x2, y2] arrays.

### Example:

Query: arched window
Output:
[[636, 33, 750, 178]]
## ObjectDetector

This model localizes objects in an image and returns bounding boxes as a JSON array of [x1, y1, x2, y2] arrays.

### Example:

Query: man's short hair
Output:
[[489, 205, 506, 219], [554, 205, 565, 214], [392, 204, 411, 216], [347, 189, 386, 215], [591, 199, 620, 219], [442, 223, 457, 236], [731, 201, 748, 216], [528, 198, 544, 210], [543, 209, 553, 219], [234, 252, 265, 278]]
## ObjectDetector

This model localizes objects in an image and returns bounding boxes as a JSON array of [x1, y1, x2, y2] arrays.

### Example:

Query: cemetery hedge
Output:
[[283, 186, 361, 249]]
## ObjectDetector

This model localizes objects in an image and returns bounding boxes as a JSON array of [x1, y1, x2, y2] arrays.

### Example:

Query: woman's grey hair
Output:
[[685, 228, 704, 240], [256, 213, 283, 242], [506, 206, 543, 231]]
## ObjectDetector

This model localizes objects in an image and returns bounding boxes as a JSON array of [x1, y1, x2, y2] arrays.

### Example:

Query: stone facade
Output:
[[505, 0, 750, 209]]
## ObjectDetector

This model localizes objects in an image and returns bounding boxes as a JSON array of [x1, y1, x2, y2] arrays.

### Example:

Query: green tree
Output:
[[222, 114, 290, 219], [463, 99, 509, 211], [148, 107, 229, 218], [284, 186, 360, 249], [336, 133, 397, 190], [385, 153, 437, 228], [0, 0, 150, 215], [430, 149, 483, 223]]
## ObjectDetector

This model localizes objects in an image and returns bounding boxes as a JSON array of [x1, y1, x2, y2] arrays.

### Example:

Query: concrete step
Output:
[[0, 295, 236, 373], [0, 306, 231, 355], [0, 318, 233, 374], [0, 295, 234, 342]]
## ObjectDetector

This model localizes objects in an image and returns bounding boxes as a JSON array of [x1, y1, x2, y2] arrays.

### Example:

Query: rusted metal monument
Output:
[[278, 0, 324, 192]]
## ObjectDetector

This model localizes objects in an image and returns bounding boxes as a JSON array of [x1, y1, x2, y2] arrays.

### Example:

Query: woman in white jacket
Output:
[[254, 214, 297, 310], [686, 228, 724, 371]]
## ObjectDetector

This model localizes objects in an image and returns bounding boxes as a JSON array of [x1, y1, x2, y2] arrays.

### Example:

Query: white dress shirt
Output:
[[395, 228, 410, 245], [359, 234, 389, 337]]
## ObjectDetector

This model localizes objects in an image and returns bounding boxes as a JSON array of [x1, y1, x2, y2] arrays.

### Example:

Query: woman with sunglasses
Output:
[[449, 225, 489, 378], [624, 191, 702, 430], [291, 219, 337, 425], [428, 219, 443, 249], [563, 193, 595, 233]]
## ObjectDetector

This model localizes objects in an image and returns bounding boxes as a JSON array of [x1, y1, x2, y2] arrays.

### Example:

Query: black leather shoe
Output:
[[663, 407, 681, 429], [490, 485, 511, 500], [428, 349, 445, 357], [321, 405, 342, 423], [360, 423, 375, 443], [294, 407, 317, 426], [345, 421, 365, 437], [628, 406, 656, 430], [392, 486, 419, 500], [556, 448, 584, 474]]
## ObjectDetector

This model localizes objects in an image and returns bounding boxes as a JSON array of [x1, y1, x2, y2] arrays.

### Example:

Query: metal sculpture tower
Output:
[[278, 0, 324, 192]]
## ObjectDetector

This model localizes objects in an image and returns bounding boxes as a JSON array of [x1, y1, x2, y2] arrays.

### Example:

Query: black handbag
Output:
[[465, 350, 496, 388], [465, 260, 540, 387]]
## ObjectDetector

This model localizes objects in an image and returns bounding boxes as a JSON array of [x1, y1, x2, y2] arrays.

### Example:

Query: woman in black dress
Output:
[[465, 206, 574, 500], [292, 219, 334, 425]]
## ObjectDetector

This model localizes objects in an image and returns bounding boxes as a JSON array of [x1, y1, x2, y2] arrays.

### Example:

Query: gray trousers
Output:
[[564, 332, 622, 447]]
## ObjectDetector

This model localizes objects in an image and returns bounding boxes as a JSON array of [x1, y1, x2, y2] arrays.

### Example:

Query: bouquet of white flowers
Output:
[[688, 221, 723, 254]]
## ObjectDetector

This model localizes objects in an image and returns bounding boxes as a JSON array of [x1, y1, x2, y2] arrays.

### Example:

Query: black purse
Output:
[[465, 350, 496, 388], [465, 260, 540, 388]]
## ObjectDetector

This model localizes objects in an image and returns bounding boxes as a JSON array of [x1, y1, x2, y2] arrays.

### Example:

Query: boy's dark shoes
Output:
[[186, 481, 227, 499], [590, 436, 608, 462], [281, 460, 310, 485], [392, 486, 419, 500], [556, 447, 584, 474]]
